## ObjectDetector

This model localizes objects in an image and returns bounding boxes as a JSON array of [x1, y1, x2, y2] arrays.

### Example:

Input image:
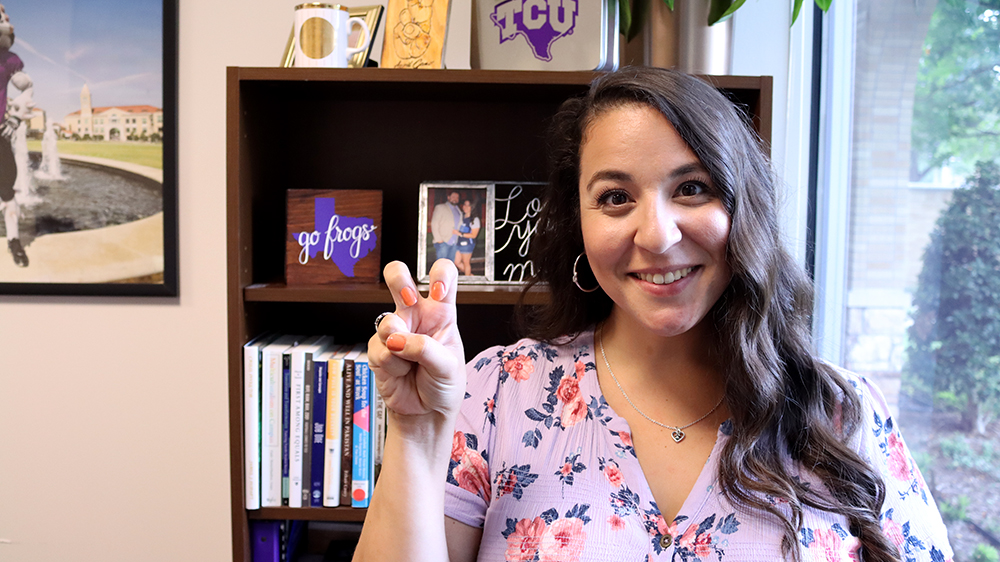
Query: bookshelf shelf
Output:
[[249, 507, 368, 523], [244, 282, 549, 305], [226, 67, 772, 562]]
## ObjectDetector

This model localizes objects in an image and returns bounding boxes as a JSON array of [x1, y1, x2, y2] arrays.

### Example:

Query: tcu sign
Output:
[[490, 0, 579, 61]]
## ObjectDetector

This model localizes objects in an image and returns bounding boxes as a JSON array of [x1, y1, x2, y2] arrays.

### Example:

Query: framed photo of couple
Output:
[[417, 181, 546, 285]]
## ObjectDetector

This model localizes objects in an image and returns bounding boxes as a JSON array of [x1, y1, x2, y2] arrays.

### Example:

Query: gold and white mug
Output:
[[293, 3, 371, 68]]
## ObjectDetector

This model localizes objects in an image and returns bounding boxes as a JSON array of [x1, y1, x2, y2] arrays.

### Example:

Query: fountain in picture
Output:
[[9, 90, 42, 206], [34, 122, 64, 182]]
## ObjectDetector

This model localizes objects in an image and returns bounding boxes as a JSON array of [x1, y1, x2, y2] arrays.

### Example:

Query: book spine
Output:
[[281, 520, 306, 562], [309, 357, 327, 507], [281, 353, 292, 505], [244, 343, 262, 510], [261, 351, 283, 507], [339, 359, 355, 506], [323, 358, 344, 507], [373, 383, 386, 486], [352, 360, 371, 508], [299, 354, 314, 507]]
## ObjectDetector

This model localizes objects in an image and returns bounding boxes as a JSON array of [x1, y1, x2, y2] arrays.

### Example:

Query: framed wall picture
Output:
[[492, 181, 546, 284], [418, 182, 494, 284], [0, 0, 178, 296]]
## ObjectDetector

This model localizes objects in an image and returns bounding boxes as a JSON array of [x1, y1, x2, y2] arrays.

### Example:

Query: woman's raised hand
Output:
[[369, 259, 467, 420]]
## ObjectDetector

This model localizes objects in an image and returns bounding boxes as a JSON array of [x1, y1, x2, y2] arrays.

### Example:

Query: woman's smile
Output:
[[632, 266, 696, 286]]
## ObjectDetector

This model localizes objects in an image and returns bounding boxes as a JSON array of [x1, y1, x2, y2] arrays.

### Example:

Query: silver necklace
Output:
[[598, 328, 725, 444]]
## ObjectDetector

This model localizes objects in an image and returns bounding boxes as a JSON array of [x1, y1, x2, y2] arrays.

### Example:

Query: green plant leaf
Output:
[[629, 0, 652, 41], [708, 0, 747, 25], [792, 0, 831, 26], [663, 0, 675, 10], [791, 0, 805, 24], [620, 0, 632, 38]]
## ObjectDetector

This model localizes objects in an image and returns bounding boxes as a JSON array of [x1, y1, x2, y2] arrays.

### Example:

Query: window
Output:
[[816, 0, 1000, 557]]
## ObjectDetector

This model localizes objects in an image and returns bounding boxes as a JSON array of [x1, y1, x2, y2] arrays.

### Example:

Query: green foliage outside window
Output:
[[902, 162, 1000, 434], [973, 544, 1000, 562], [911, 0, 1000, 181]]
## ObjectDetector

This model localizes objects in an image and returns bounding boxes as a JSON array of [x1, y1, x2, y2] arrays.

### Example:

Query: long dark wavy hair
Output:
[[517, 67, 899, 562]]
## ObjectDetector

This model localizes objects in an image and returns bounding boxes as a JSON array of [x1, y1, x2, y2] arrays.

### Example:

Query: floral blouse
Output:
[[444, 330, 953, 562]]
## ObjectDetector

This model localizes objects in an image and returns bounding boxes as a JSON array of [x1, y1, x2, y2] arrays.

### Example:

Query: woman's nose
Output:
[[633, 201, 681, 254]]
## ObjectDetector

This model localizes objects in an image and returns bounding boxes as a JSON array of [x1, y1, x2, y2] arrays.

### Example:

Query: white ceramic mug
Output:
[[294, 3, 371, 68]]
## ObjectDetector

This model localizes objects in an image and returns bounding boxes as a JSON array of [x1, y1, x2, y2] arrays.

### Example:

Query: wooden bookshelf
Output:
[[226, 67, 772, 562]]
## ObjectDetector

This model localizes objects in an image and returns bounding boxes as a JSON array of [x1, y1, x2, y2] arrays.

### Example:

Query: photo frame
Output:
[[418, 182, 494, 284], [281, 5, 385, 68], [0, 0, 178, 296], [491, 182, 546, 285]]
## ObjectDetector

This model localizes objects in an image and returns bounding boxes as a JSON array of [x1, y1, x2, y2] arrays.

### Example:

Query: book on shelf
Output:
[[352, 352, 372, 508], [283, 520, 307, 562], [282, 346, 293, 504], [372, 382, 386, 486], [260, 335, 304, 508], [290, 335, 335, 508], [322, 346, 350, 507], [340, 344, 364, 506], [310, 344, 343, 507], [302, 337, 337, 508], [244, 332, 277, 510]]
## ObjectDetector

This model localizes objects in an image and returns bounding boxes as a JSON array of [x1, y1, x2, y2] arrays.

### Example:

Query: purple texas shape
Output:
[[294, 198, 377, 278], [491, 0, 578, 62]]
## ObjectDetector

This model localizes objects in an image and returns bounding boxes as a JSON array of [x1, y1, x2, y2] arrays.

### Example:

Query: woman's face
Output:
[[578, 103, 732, 338], [462, 200, 472, 216]]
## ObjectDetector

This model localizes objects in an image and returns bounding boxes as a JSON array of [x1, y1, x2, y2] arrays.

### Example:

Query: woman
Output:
[[453, 199, 481, 276], [357, 68, 951, 561]]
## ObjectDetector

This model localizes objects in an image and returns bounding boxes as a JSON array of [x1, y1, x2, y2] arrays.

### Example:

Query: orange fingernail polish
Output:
[[387, 333, 405, 351], [431, 281, 446, 301], [401, 287, 418, 307]]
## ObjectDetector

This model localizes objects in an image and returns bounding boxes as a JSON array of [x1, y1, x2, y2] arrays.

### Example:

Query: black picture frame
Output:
[[492, 181, 546, 284], [0, 0, 178, 296]]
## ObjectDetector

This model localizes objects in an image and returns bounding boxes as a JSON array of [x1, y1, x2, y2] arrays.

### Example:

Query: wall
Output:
[[0, 2, 791, 560]]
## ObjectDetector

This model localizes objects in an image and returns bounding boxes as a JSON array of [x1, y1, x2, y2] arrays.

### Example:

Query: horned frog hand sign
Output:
[[369, 259, 467, 420]]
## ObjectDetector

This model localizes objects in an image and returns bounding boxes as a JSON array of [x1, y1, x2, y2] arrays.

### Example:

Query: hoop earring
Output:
[[572, 252, 600, 293]]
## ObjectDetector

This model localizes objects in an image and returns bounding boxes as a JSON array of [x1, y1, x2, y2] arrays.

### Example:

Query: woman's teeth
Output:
[[638, 267, 693, 285]]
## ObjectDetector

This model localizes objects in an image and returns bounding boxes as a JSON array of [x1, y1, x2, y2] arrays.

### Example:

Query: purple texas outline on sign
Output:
[[490, 0, 579, 62], [293, 197, 377, 278]]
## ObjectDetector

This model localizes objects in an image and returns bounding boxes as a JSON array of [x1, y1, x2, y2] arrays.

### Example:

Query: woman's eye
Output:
[[677, 182, 708, 197], [598, 190, 630, 206]]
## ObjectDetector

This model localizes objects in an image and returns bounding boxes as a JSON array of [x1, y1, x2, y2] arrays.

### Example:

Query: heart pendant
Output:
[[671, 429, 685, 443]]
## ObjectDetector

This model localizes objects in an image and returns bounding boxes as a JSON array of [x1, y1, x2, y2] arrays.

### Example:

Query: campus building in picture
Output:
[[27, 108, 45, 133], [63, 84, 164, 140]]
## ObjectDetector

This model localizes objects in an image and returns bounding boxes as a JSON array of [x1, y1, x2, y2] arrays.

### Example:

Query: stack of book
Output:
[[243, 334, 387, 510]]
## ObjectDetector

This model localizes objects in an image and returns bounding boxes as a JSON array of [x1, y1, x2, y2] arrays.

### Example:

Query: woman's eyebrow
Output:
[[583, 169, 632, 193], [669, 162, 708, 180], [584, 161, 708, 193]]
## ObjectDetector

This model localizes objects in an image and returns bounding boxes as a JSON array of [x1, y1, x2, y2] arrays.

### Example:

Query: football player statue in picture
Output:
[[0, 3, 32, 267]]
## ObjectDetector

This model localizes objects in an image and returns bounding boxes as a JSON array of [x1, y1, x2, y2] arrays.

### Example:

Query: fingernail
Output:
[[431, 281, 446, 301], [401, 287, 418, 307], [386, 333, 405, 352]]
